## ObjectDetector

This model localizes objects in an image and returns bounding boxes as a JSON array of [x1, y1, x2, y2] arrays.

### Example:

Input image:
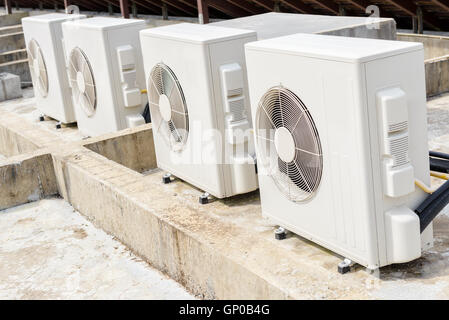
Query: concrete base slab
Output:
[[2, 91, 449, 299], [0, 151, 57, 210]]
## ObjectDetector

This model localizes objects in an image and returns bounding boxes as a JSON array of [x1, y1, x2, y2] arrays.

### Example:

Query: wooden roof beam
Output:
[[279, 0, 313, 14], [226, 0, 266, 14], [308, 0, 339, 15]]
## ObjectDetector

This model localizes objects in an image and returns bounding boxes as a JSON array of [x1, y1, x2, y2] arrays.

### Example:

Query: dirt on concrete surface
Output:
[[0, 88, 85, 142], [0, 198, 195, 300]]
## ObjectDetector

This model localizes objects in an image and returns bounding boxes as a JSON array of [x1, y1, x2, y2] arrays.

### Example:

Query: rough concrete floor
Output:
[[0, 199, 194, 300]]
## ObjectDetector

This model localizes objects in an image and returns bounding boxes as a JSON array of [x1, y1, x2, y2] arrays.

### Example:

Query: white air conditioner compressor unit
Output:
[[140, 23, 259, 202], [245, 33, 433, 270], [62, 17, 147, 137], [22, 13, 86, 124]]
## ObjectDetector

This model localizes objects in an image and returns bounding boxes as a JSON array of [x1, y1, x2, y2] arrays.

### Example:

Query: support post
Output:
[[120, 0, 130, 19], [412, 16, 418, 33], [4, 0, 12, 14], [417, 6, 424, 34], [39, 1, 43, 10], [54, 1, 58, 11], [197, 0, 209, 24], [274, 0, 280, 12], [108, 2, 113, 15], [64, 0, 70, 13], [162, 3, 168, 20], [15, 1, 18, 11], [339, 5, 346, 16], [132, 1, 137, 18]]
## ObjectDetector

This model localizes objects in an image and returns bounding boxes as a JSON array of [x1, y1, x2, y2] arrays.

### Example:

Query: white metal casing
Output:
[[245, 33, 432, 269], [22, 13, 86, 123], [62, 17, 147, 137], [140, 23, 259, 198]]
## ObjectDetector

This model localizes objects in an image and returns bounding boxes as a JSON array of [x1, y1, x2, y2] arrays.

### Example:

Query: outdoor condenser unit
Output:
[[245, 33, 433, 270], [139, 13, 396, 203], [62, 17, 147, 137], [22, 13, 86, 124], [140, 24, 259, 201]]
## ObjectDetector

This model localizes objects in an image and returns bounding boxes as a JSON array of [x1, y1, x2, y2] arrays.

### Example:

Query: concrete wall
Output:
[[426, 55, 449, 97], [0, 152, 58, 210], [398, 33, 449, 97], [0, 13, 30, 86], [398, 33, 449, 60], [84, 124, 157, 173], [322, 19, 397, 40], [0, 12, 28, 27]]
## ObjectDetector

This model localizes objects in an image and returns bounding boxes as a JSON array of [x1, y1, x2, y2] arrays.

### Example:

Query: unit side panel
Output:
[[51, 20, 75, 122], [105, 24, 147, 130], [246, 49, 379, 267], [208, 35, 258, 197], [140, 36, 226, 197], [364, 50, 431, 266]]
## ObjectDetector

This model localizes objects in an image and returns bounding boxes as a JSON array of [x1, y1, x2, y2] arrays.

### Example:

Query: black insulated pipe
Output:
[[412, 151, 449, 232], [430, 157, 449, 173], [430, 150, 449, 160], [415, 177, 449, 233]]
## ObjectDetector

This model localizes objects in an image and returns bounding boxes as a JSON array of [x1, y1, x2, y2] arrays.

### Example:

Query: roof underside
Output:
[[7, 1, 449, 31]]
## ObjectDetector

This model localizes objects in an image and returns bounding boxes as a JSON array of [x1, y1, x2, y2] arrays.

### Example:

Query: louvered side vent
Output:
[[389, 135, 409, 167], [220, 63, 248, 128], [228, 98, 245, 122], [377, 87, 414, 198], [228, 88, 243, 97]]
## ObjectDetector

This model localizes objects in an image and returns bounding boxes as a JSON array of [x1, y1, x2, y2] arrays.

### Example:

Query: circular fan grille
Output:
[[255, 86, 323, 202], [27, 39, 48, 97], [148, 63, 189, 152], [68, 47, 97, 117]]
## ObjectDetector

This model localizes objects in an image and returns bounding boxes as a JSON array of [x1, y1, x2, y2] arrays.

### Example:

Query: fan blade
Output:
[[292, 161, 312, 193], [84, 91, 93, 107], [69, 58, 78, 74], [295, 147, 321, 157], [260, 105, 277, 130], [277, 89, 286, 127], [149, 76, 162, 96]]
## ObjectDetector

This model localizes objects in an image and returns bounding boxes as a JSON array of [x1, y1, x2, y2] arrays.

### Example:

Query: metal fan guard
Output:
[[68, 47, 97, 117], [27, 39, 49, 98], [148, 62, 189, 152], [255, 86, 323, 203]]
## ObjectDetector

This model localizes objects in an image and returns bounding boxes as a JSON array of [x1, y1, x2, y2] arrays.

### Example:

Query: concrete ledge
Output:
[[0, 109, 62, 156], [0, 151, 58, 210], [2, 93, 449, 299], [426, 55, 449, 97], [83, 124, 157, 173], [51, 147, 345, 299], [398, 33, 449, 96]]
